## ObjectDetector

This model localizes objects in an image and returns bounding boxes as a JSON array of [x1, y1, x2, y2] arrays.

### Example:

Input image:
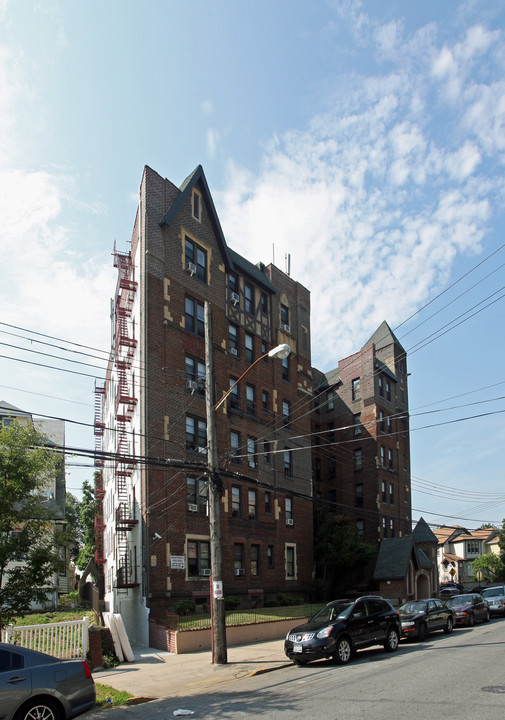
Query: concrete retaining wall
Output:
[[149, 617, 307, 654]]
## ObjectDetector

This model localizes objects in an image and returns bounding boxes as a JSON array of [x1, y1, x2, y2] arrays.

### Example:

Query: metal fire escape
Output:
[[94, 381, 106, 565], [113, 245, 139, 589]]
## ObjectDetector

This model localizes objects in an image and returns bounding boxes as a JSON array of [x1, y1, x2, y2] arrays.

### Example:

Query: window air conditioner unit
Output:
[[201, 568, 212, 576], [187, 503, 198, 512], [186, 262, 197, 276], [230, 347, 238, 356], [234, 568, 245, 576], [230, 291, 240, 306], [286, 518, 294, 526], [186, 380, 198, 391], [282, 324, 291, 333]]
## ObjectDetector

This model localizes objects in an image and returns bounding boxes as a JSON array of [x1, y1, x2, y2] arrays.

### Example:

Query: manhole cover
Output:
[[482, 686, 505, 694]]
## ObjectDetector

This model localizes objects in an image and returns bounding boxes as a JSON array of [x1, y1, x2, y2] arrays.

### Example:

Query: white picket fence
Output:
[[1, 617, 89, 659]]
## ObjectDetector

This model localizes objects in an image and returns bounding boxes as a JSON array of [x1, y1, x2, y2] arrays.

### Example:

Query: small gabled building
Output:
[[373, 518, 438, 602], [434, 525, 499, 585]]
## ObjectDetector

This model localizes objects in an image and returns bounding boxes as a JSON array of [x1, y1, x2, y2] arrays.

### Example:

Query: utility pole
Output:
[[204, 301, 227, 664]]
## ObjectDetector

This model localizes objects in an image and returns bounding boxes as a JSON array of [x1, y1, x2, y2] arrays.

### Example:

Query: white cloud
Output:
[[219, 11, 502, 368]]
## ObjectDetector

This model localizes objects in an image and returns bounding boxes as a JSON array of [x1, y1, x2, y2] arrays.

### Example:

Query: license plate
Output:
[[293, 645, 302, 653]]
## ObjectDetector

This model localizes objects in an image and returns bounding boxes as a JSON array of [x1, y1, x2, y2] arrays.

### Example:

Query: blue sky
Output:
[[0, 0, 504, 529]]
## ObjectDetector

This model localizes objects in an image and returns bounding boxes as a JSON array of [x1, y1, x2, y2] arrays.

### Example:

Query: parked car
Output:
[[440, 582, 465, 592], [284, 596, 401, 666], [480, 585, 505, 616], [0, 643, 95, 720], [439, 586, 461, 601], [398, 598, 454, 641], [445, 593, 490, 626]]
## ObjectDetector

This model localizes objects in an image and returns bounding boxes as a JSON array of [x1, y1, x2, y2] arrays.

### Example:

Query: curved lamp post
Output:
[[204, 302, 290, 665]]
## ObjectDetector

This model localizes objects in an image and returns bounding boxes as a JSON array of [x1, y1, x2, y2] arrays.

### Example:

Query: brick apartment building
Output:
[[95, 165, 314, 644], [311, 322, 412, 552]]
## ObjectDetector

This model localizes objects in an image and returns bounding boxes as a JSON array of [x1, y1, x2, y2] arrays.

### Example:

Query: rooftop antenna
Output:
[[272, 243, 275, 266], [285, 253, 291, 276]]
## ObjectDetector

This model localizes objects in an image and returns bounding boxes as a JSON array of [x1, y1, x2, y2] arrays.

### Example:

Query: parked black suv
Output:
[[284, 596, 401, 666]]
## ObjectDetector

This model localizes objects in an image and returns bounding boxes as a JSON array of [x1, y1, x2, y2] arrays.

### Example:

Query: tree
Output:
[[479, 523, 497, 530], [62, 492, 82, 563], [471, 553, 504, 583], [76, 477, 97, 569], [0, 421, 63, 628], [313, 508, 375, 600]]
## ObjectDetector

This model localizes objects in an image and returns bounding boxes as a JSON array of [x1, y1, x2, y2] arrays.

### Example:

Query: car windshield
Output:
[[398, 602, 426, 615], [481, 588, 504, 598], [446, 595, 472, 606], [310, 601, 354, 623]]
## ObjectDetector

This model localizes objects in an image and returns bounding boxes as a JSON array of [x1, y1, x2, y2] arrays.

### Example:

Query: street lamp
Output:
[[204, 301, 290, 664]]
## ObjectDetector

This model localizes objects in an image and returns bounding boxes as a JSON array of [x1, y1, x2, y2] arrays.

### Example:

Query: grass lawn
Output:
[[13, 609, 97, 626], [95, 683, 134, 707]]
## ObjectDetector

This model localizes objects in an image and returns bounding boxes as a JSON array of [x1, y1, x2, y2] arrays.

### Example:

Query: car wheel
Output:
[[417, 622, 426, 642], [468, 613, 474, 627], [15, 699, 62, 720], [484, 609, 490, 623], [444, 617, 453, 634], [334, 636, 353, 664], [384, 626, 399, 652]]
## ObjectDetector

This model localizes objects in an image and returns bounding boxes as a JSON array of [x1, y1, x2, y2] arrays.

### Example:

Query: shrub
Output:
[[224, 596, 240, 611], [174, 600, 196, 616]]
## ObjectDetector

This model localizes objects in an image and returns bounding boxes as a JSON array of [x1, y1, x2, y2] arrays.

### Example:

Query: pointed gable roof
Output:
[[364, 320, 405, 353], [413, 517, 438, 544], [374, 535, 414, 579], [159, 164, 233, 268]]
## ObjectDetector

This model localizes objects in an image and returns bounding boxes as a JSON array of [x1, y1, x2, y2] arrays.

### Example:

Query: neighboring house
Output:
[[374, 517, 439, 601], [434, 525, 499, 585], [0, 401, 67, 605], [95, 165, 314, 646], [311, 321, 412, 550]]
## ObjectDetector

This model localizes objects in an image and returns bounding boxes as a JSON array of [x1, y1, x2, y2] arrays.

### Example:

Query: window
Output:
[[354, 448, 363, 471], [261, 342, 268, 361], [267, 545, 274, 569], [281, 303, 289, 327], [328, 457, 336, 479], [282, 356, 289, 381], [355, 483, 363, 507], [326, 390, 334, 411], [466, 542, 479, 554], [247, 437, 257, 469], [261, 292, 268, 314], [185, 355, 205, 395], [265, 491, 272, 514], [245, 333, 254, 364], [232, 486, 241, 518], [380, 446, 386, 467], [356, 519, 364, 536], [262, 390, 269, 413], [186, 477, 208, 513], [378, 375, 384, 398], [286, 544, 296, 578], [248, 490, 258, 519], [246, 384, 256, 415], [186, 415, 207, 453], [315, 424, 320, 445], [352, 378, 361, 401], [315, 458, 321, 482], [389, 482, 394, 504], [228, 273, 238, 293], [234, 543, 244, 573], [327, 422, 335, 442], [388, 448, 393, 469], [230, 431, 241, 464], [185, 297, 205, 337], [284, 449, 293, 477], [382, 480, 386, 501], [263, 441, 272, 464], [285, 497, 293, 522], [229, 377, 239, 410], [382, 517, 387, 537], [282, 400, 291, 429], [0, 649, 24, 672], [379, 410, 385, 432], [353, 413, 362, 436], [185, 236, 207, 282], [229, 323, 238, 354], [244, 283, 254, 314], [389, 518, 394, 537], [192, 189, 202, 222], [386, 379, 391, 402], [387, 414, 392, 435], [187, 539, 210, 577], [251, 545, 260, 576]]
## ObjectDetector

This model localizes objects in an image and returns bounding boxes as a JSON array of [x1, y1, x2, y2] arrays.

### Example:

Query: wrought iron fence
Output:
[[176, 604, 322, 631]]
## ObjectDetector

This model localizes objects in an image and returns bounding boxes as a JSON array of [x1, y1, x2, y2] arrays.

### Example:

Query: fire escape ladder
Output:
[[94, 506, 106, 565], [93, 381, 106, 469]]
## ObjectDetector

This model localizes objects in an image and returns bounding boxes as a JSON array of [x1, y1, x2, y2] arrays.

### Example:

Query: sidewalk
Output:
[[93, 638, 291, 701]]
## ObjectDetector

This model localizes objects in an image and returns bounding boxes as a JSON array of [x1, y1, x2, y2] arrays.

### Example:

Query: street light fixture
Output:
[[204, 301, 290, 664]]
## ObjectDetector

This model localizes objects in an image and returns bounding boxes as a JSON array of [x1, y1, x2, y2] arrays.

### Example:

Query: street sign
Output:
[[213, 580, 223, 599]]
